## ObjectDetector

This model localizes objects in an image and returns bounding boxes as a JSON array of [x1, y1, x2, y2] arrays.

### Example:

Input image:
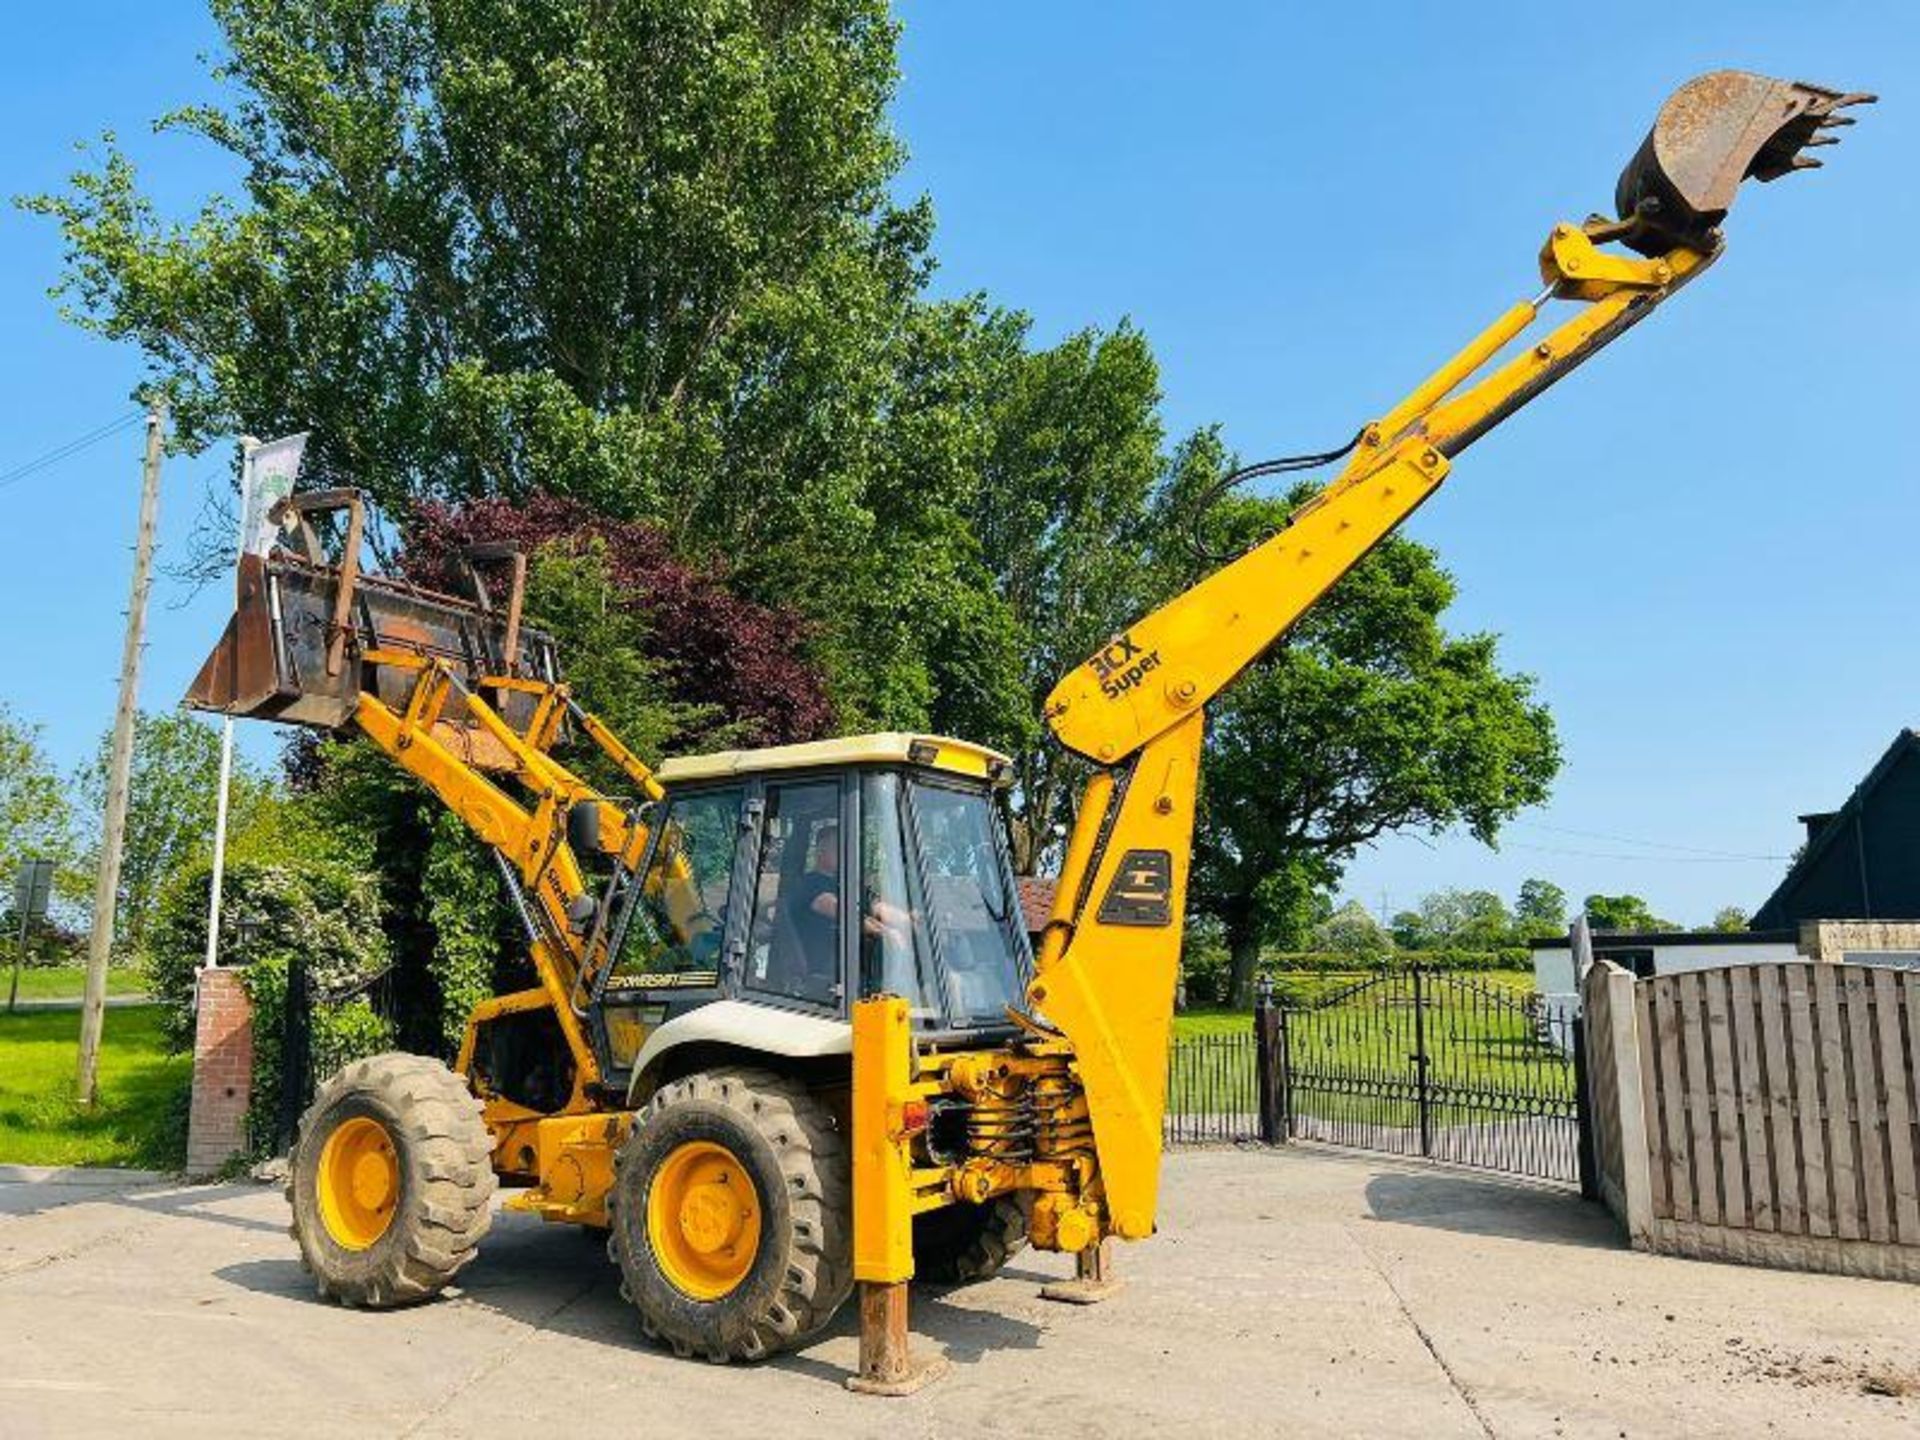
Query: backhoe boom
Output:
[[1030, 71, 1867, 1243]]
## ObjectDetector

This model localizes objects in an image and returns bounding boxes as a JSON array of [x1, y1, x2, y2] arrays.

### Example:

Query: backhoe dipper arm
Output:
[[1044, 228, 1708, 773], [1029, 70, 1868, 1245]]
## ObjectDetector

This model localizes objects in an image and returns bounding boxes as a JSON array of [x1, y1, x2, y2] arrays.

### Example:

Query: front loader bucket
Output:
[[1615, 71, 1873, 254], [186, 490, 558, 767]]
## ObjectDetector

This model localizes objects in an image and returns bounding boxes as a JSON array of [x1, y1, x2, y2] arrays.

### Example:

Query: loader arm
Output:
[[1029, 71, 1869, 1241], [185, 491, 663, 1105], [350, 651, 642, 1102]]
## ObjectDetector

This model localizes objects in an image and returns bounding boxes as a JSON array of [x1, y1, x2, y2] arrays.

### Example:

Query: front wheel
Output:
[[608, 1068, 852, 1361], [287, 1052, 496, 1308]]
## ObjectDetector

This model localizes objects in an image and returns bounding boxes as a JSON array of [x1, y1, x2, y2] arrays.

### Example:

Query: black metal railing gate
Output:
[[1163, 968, 1592, 1190], [1277, 968, 1585, 1186], [275, 953, 399, 1151]]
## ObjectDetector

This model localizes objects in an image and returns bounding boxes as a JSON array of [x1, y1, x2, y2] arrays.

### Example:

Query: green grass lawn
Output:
[[5, 966, 150, 1004], [0, 1004, 188, 1168], [1168, 970, 1566, 1123]]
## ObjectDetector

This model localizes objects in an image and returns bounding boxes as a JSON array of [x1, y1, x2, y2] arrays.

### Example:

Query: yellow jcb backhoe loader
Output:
[[186, 71, 1866, 1392]]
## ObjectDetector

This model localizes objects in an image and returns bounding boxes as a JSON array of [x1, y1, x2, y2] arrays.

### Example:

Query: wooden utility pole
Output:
[[75, 402, 166, 1105]]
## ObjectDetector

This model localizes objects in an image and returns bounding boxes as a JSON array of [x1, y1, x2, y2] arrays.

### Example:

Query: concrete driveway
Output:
[[1, 1148, 1915, 1438]]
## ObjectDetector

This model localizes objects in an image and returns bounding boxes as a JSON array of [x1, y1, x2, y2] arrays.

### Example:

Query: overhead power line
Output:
[[1509, 820, 1786, 862], [0, 411, 146, 493], [1502, 840, 1783, 865]]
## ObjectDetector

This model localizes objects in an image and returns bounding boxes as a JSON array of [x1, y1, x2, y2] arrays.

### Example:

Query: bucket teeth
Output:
[[1614, 72, 1872, 255]]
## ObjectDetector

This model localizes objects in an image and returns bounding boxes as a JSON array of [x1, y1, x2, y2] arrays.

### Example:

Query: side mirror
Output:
[[567, 799, 611, 857]]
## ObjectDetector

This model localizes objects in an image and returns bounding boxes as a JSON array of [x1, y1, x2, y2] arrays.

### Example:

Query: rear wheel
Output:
[[287, 1052, 495, 1308], [609, 1068, 851, 1361], [913, 1194, 1031, 1285]]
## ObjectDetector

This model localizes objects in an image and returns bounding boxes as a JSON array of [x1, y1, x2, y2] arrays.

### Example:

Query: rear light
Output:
[[900, 1099, 930, 1134]]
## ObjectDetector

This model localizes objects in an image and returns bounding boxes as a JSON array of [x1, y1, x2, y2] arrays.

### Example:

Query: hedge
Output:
[[1180, 944, 1532, 1004], [1261, 948, 1531, 974], [145, 857, 396, 1155]]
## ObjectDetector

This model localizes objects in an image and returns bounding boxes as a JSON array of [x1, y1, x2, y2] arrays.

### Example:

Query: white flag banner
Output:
[[239, 432, 309, 557]]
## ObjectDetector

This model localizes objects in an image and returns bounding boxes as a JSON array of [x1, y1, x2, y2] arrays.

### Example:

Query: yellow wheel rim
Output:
[[646, 1140, 761, 1300], [316, 1116, 401, 1251]]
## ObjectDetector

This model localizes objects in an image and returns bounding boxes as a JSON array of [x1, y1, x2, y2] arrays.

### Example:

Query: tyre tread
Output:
[[611, 1066, 851, 1362], [289, 1052, 495, 1308]]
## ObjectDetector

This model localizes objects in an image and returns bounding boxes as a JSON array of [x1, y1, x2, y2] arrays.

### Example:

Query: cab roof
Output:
[[654, 732, 1013, 787]]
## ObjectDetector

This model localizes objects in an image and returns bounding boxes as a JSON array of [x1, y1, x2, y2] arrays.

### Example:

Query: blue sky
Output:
[[1, 2, 1913, 927]]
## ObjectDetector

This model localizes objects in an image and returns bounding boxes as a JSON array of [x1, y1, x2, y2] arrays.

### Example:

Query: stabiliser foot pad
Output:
[[1039, 1277, 1126, 1305], [846, 1355, 950, 1396]]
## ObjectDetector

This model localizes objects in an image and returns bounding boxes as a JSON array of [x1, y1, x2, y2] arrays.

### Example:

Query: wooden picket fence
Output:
[[1583, 950, 1920, 1280]]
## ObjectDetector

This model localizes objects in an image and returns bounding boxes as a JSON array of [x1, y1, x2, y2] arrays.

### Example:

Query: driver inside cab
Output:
[[790, 822, 912, 989]]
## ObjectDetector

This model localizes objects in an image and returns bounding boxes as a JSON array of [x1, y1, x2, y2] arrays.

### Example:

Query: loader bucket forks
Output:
[[185, 489, 561, 767]]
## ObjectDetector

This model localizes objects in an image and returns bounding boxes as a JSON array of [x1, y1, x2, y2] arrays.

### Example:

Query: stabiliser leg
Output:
[[1040, 1238, 1125, 1305], [846, 997, 947, 1396], [848, 1279, 947, 1397]]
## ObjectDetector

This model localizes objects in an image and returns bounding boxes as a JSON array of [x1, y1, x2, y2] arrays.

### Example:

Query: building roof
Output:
[[1528, 928, 1796, 951], [1017, 876, 1058, 938], [655, 731, 1012, 786], [1753, 729, 1920, 930]]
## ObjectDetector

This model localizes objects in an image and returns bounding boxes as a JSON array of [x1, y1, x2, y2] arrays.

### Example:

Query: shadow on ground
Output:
[[212, 1206, 1046, 1386], [0, 1170, 172, 1221], [114, 1181, 290, 1236], [1362, 1166, 1622, 1250]]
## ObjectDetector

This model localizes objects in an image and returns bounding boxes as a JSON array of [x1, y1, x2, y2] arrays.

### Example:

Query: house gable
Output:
[[1754, 730, 1920, 928]]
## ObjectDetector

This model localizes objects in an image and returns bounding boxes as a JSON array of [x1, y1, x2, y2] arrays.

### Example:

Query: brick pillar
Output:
[[186, 967, 255, 1177]]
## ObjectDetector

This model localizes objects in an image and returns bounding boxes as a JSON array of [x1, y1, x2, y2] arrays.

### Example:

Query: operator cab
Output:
[[589, 734, 1032, 1085]]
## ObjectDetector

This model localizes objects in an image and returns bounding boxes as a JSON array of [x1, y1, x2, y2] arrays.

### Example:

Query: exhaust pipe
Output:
[[1614, 71, 1873, 255]]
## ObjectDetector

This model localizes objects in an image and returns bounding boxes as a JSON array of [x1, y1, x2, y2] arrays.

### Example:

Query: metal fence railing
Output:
[[1162, 974, 1592, 1192], [1163, 1030, 1262, 1146]]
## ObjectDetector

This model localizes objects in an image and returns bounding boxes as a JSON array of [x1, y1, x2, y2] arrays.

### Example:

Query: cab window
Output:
[[617, 786, 743, 986], [909, 780, 1029, 1028], [859, 772, 939, 1025], [744, 781, 843, 1008]]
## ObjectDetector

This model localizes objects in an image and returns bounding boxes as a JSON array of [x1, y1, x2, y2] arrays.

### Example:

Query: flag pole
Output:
[[203, 436, 258, 970]]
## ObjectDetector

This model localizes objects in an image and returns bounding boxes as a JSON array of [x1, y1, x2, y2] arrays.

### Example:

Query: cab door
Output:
[[737, 775, 850, 1016]]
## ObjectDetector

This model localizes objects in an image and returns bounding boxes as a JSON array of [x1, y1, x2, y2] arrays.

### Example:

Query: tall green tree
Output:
[[1708, 905, 1750, 933], [25, 0, 1022, 738], [1515, 877, 1570, 939], [1313, 899, 1394, 957], [1583, 893, 1674, 933], [1187, 481, 1559, 1007], [971, 322, 1169, 871], [0, 703, 77, 902], [75, 710, 273, 956], [1392, 888, 1518, 952]]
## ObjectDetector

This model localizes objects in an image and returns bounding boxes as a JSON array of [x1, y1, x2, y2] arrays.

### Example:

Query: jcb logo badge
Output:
[[1096, 848, 1173, 927], [1090, 632, 1161, 701]]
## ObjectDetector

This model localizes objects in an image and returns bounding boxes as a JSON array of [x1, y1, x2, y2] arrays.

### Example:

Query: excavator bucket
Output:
[[185, 489, 558, 768], [1614, 71, 1873, 254]]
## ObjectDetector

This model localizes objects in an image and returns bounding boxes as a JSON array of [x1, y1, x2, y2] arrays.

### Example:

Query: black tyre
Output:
[[609, 1068, 852, 1362], [913, 1194, 1031, 1285], [287, 1052, 495, 1308]]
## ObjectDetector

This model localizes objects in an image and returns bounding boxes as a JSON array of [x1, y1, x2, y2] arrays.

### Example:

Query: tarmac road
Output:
[[1, 1147, 1915, 1438]]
